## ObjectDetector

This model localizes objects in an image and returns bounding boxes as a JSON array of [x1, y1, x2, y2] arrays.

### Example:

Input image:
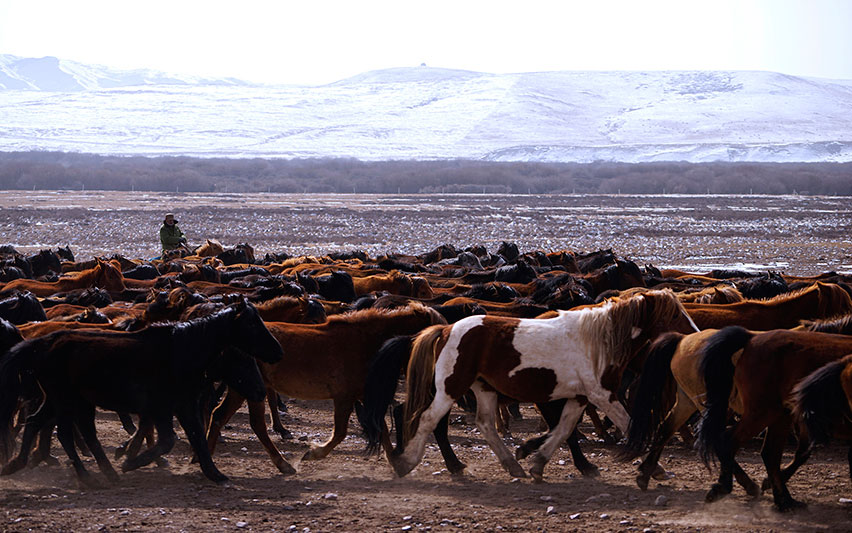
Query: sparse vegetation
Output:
[[0, 151, 850, 194]]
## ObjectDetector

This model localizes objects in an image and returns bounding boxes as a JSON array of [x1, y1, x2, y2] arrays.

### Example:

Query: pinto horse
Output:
[[390, 289, 698, 480], [205, 303, 447, 474], [683, 282, 852, 330], [0, 259, 125, 298], [694, 326, 852, 510], [0, 299, 282, 487]]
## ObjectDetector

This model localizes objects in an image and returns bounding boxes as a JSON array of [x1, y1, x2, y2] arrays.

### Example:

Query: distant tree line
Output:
[[0, 151, 850, 195]]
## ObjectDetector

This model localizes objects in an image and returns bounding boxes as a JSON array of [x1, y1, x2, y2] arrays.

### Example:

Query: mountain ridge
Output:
[[1, 55, 851, 163]]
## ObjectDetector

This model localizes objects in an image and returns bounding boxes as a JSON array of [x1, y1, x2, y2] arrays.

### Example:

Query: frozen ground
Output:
[[0, 191, 850, 275]]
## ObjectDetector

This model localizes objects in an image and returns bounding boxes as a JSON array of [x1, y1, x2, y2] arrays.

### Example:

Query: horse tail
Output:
[[0, 338, 39, 465], [620, 331, 683, 460], [358, 335, 414, 455], [695, 325, 752, 466], [402, 325, 447, 445], [791, 355, 852, 447]]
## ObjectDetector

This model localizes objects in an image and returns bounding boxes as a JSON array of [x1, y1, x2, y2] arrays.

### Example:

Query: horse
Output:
[[0, 259, 126, 298], [205, 303, 447, 474], [0, 299, 283, 486], [694, 326, 852, 510], [0, 291, 47, 324], [253, 295, 327, 324], [194, 239, 225, 257], [683, 282, 852, 330], [388, 289, 698, 480], [359, 334, 601, 478], [797, 312, 852, 334]]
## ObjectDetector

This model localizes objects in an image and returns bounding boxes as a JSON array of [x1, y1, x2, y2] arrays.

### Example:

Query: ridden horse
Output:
[[0, 259, 126, 298], [694, 326, 852, 510], [0, 299, 282, 486], [389, 289, 698, 480], [0, 291, 47, 324], [205, 303, 447, 474], [683, 282, 852, 330]]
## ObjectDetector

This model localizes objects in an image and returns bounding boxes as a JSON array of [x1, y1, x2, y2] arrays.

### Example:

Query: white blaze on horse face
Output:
[[508, 313, 596, 401]]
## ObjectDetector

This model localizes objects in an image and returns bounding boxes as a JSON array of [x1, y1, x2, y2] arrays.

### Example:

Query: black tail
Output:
[[695, 326, 753, 466], [791, 356, 850, 446], [358, 335, 413, 455], [621, 332, 683, 460], [0, 337, 39, 465]]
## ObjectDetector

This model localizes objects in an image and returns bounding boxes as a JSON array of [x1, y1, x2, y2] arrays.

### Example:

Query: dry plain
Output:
[[1, 191, 852, 533]]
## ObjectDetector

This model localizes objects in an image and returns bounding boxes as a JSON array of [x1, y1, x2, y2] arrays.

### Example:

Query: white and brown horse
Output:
[[391, 289, 699, 480]]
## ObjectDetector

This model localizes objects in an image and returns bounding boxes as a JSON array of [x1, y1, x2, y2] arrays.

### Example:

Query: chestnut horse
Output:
[[695, 326, 852, 510], [205, 303, 447, 474], [683, 282, 852, 330], [0, 259, 125, 298], [390, 289, 698, 480]]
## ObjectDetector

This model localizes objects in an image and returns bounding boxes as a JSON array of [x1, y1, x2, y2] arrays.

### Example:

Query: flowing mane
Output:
[[331, 301, 446, 326], [576, 289, 690, 372]]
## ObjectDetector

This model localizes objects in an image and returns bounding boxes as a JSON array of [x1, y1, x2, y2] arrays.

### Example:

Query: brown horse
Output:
[[390, 289, 698, 480], [0, 259, 126, 298], [205, 303, 447, 473], [352, 270, 432, 298], [253, 296, 327, 324], [683, 282, 852, 330], [194, 239, 225, 257], [695, 326, 852, 510]]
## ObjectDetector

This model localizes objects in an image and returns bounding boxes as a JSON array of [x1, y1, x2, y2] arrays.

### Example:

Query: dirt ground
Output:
[[1, 402, 851, 533], [2, 191, 852, 532]]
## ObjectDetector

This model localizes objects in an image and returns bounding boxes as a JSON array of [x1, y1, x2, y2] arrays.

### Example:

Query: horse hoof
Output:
[[276, 461, 297, 476], [277, 428, 294, 441], [42, 455, 60, 467], [761, 477, 772, 493], [579, 465, 600, 478], [155, 457, 170, 469], [776, 499, 807, 513], [636, 474, 650, 491], [652, 468, 675, 481], [447, 461, 467, 475], [705, 483, 731, 503], [301, 449, 323, 461]]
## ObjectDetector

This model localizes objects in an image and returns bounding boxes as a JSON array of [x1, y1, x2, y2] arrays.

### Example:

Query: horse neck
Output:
[[174, 310, 236, 368]]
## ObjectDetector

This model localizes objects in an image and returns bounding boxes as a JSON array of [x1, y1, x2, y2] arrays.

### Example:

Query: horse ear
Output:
[[631, 326, 643, 339]]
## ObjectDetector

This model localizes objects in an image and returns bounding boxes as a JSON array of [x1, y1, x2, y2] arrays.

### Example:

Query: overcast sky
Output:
[[1, 0, 850, 85]]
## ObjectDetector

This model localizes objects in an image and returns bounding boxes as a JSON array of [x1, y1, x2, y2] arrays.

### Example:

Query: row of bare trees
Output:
[[0, 151, 850, 195]]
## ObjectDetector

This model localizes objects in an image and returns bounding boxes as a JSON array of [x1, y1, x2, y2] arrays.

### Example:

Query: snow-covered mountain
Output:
[[1, 55, 851, 163]]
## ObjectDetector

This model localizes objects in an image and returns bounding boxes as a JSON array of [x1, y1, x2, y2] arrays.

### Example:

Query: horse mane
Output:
[[576, 289, 684, 372], [332, 301, 446, 326], [741, 283, 816, 304], [800, 312, 852, 335]]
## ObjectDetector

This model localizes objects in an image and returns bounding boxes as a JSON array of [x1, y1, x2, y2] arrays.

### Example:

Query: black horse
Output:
[[0, 291, 47, 324], [0, 299, 283, 487]]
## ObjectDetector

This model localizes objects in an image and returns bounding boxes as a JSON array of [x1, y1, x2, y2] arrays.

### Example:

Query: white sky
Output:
[[1, 0, 850, 85]]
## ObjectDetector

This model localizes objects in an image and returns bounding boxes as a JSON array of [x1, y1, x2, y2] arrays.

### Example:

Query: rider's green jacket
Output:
[[159, 223, 185, 252]]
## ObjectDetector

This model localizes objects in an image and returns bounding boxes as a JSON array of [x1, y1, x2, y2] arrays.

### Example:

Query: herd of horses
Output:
[[2, 240, 852, 511]]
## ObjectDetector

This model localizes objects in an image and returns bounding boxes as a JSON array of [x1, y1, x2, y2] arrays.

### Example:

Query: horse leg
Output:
[[528, 398, 585, 482], [245, 399, 296, 475], [266, 389, 292, 440], [389, 391, 456, 477], [761, 417, 806, 511], [705, 414, 762, 503], [55, 414, 99, 489], [175, 402, 229, 484], [433, 410, 467, 474], [303, 397, 354, 460], [585, 405, 616, 444], [30, 422, 60, 467], [762, 428, 812, 493], [122, 415, 176, 472], [75, 404, 119, 483], [2, 408, 53, 475], [469, 383, 526, 478], [206, 387, 245, 456], [117, 412, 137, 435], [517, 399, 599, 477], [636, 389, 695, 490]]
